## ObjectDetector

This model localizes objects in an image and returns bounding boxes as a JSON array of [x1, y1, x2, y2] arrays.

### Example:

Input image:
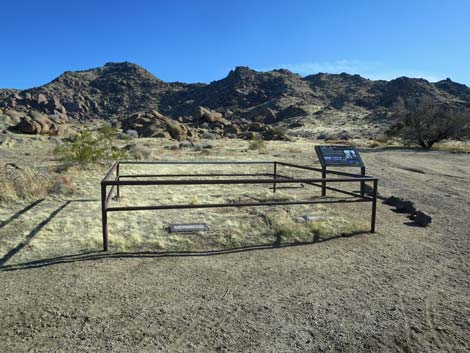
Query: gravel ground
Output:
[[1, 147, 469, 352]]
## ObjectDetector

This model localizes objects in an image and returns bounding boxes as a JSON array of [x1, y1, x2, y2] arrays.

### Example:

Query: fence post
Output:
[[273, 161, 277, 193], [321, 166, 327, 196], [116, 162, 120, 200], [371, 179, 377, 233], [360, 166, 366, 196], [101, 183, 108, 251]]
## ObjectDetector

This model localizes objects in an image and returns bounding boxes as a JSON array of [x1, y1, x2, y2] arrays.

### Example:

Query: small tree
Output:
[[389, 96, 470, 149], [54, 124, 127, 164]]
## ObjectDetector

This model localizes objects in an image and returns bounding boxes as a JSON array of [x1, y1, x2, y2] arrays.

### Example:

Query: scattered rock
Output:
[[395, 200, 416, 214], [124, 143, 153, 160], [201, 131, 216, 139], [413, 211, 432, 227], [384, 196, 401, 206], [248, 122, 264, 132], [179, 141, 192, 149], [125, 129, 139, 138]]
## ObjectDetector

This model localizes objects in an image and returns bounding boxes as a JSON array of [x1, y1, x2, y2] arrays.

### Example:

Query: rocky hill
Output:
[[1, 62, 470, 139]]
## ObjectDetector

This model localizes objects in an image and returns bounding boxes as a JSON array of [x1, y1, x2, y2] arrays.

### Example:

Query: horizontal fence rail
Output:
[[100, 160, 379, 251]]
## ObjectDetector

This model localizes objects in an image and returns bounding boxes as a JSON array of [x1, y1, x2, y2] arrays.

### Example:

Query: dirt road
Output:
[[1, 148, 469, 352]]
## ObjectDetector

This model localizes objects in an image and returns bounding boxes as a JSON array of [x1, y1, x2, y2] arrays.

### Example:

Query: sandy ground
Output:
[[0, 136, 469, 352]]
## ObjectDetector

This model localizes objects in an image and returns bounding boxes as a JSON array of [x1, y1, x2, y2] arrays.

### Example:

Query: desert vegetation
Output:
[[388, 96, 470, 149], [0, 164, 75, 203], [53, 124, 127, 164]]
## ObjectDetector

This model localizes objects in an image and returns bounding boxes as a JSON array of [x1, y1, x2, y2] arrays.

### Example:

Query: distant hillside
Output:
[[1, 62, 470, 137]]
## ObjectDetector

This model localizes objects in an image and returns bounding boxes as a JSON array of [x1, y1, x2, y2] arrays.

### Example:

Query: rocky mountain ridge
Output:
[[1, 62, 470, 139]]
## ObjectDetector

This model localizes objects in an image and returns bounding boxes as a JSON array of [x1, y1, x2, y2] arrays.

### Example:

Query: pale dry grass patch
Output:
[[0, 137, 370, 265], [433, 140, 470, 152], [0, 167, 54, 202]]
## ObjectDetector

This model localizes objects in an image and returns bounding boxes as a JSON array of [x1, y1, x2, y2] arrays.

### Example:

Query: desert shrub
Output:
[[388, 96, 470, 149], [53, 125, 127, 164], [248, 135, 266, 150], [125, 143, 153, 160], [263, 211, 329, 245], [0, 165, 75, 202], [49, 175, 76, 195], [271, 125, 287, 136]]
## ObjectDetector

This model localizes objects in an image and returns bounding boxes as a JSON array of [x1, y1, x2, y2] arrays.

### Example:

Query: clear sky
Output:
[[2, 0, 469, 89]]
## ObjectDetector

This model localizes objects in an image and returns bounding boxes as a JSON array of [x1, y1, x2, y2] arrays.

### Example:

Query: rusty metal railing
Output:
[[100, 161, 378, 251]]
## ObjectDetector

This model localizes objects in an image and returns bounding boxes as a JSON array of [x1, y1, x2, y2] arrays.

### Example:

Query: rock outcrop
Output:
[[12, 110, 66, 135], [120, 110, 192, 141], [1, 62, 470, 138]]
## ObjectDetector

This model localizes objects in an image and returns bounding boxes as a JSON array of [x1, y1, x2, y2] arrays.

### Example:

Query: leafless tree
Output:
[[389, 96, 470, 149]]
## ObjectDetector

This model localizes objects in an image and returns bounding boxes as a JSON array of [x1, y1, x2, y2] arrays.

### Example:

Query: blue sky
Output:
[[1, 0, 469, 89]]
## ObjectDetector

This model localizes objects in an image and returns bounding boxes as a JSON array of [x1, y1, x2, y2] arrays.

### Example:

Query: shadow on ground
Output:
[[0, 230, 367, 272], [0, 199, 98, 267]]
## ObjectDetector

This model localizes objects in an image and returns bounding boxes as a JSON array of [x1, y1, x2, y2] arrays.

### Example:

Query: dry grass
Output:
[[433, 140, 470, 152], [248, 136, 267, 151], [0, 165, 77, 203], [0, 167, 53, 202], [0, 137, 373, 265]]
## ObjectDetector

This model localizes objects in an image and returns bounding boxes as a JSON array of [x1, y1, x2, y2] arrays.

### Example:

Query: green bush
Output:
[[54, 125, 127, 164]]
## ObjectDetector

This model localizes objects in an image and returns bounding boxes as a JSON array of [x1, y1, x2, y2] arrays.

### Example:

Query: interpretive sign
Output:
[[315, 145, 364, 167]]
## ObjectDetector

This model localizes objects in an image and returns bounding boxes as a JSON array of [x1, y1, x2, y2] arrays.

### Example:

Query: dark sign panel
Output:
[[315, 145, 364, 167]]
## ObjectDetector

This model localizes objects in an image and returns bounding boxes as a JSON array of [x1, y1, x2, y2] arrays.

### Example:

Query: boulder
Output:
[[12, 110, 65, 135], [395, 200, 416, 214], [201, 131, 216, 140], [194, 106, 224, 123], [384, 196, 399, 206], [121, 110, 192, 141], [15, 118, 42, 134], [29, 111, 50, 134], [4, 109, 27, 122], [224, 125, 241, 135], [37, 94, 47, 105], [155, 131, 171, 139], [247, 122, 264, 132], [166, 120, 189, 141], [239, 131, 257, 140], [413, 211, 432, 227], [0, 114, 13, 127]]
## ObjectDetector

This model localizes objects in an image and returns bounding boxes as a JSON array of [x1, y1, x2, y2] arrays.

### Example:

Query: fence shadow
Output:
[[0, 230, 367, 272], [0, 201, 72, 266], [0, 199, 45, 229], [0, 198, 99, 267]]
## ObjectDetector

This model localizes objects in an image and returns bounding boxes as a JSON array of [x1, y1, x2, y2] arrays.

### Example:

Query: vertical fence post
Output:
[[101, 183, 108, 251], [321, 166, 327, 197], [273, 161, 277, 193], [360, 166, 366, 196], [116, 162, 120, 200], [371, 179, 377, 233]]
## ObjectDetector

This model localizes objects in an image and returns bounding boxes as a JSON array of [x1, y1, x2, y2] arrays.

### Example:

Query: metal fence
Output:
[[100, 161, 379, 251]]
